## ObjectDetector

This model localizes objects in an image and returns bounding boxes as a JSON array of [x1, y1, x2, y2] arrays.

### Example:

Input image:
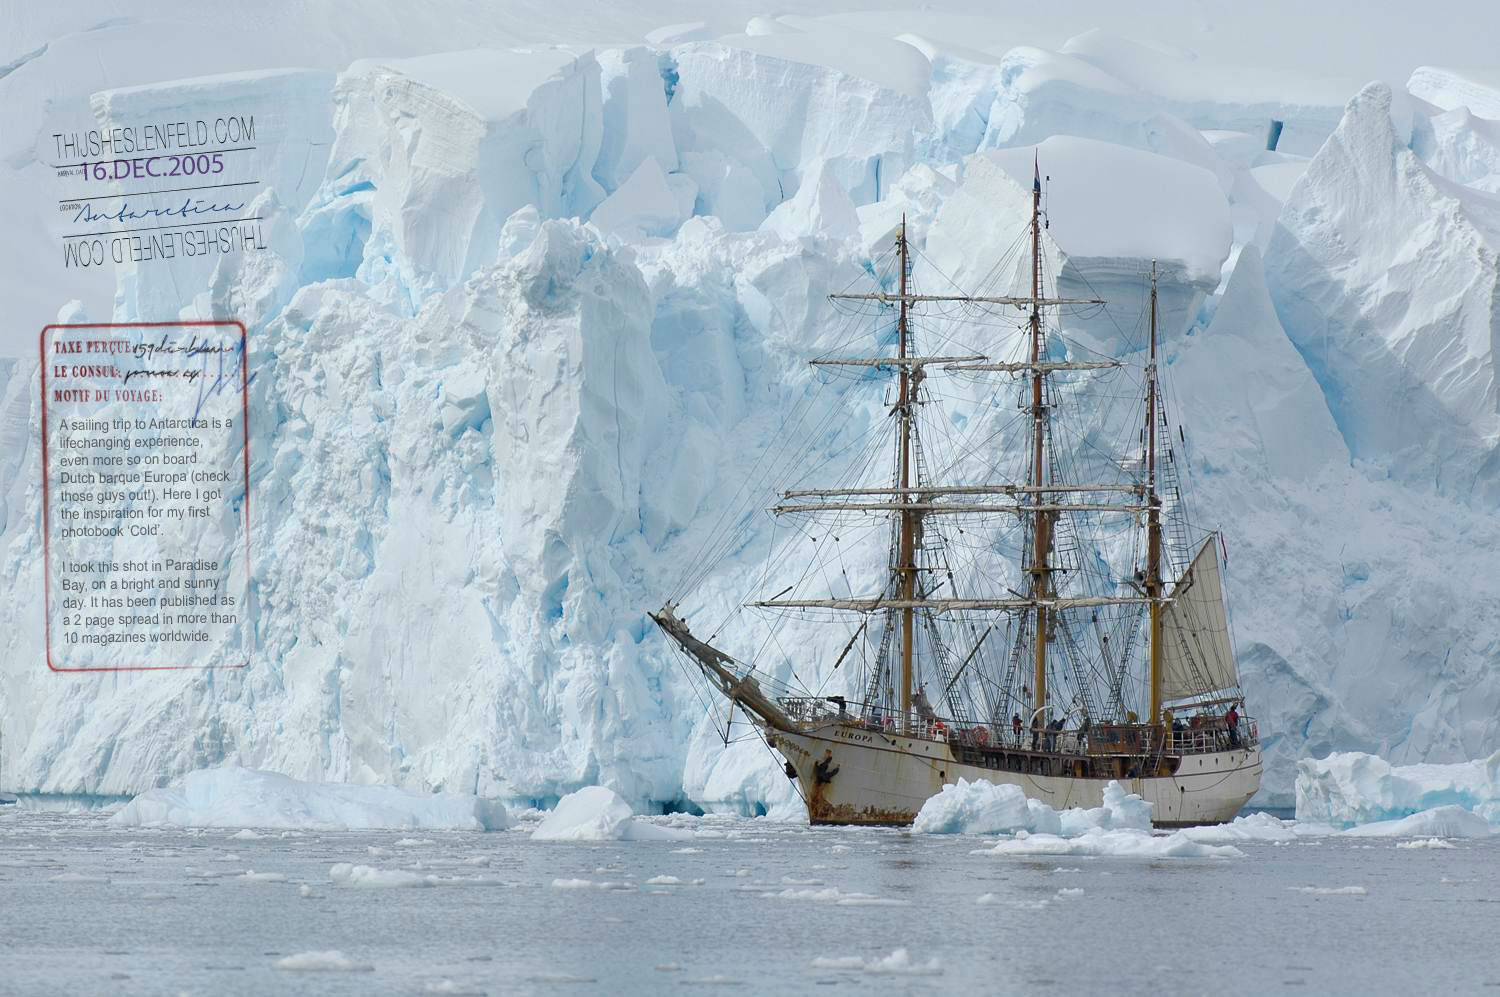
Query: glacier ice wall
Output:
[[1267, 82, 1500, 500], [4, 18, 1500, 810]]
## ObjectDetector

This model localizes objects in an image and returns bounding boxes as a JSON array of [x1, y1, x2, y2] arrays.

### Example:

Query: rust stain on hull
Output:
[[785, 734, 921, 827], [807, 801, 918, 826]]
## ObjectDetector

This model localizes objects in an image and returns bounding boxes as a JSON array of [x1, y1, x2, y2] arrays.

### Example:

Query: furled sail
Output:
[[1160, 537, 1238, 700]]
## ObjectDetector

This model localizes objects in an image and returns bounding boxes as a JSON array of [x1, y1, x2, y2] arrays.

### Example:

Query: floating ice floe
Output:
[[1178, 811, 1299, 844], [110, 768, 510, 832], [329, 863, 435, 888], [978, 828, 1244, 860], [765, 885, 905, 906], [811, 948, 942, 976], [273, 950, 375, 972], [912, 779, 1152, 836], [530, 786, 693, 842], [1295, 751, 1500, 829]]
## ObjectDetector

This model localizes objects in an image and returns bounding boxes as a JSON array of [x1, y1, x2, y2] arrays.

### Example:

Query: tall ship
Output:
[[652, 162, 1261, 827]]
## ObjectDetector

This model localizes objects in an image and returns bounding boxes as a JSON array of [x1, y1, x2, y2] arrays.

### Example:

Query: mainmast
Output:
[[1028, 158, 1051, 723], [1145, 262, 1164, 723], [896, 217, 917, 731]]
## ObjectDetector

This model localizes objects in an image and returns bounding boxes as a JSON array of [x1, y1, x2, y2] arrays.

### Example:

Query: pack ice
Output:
[[2, 12, 1500, 816], [110, 767, 511, 831], [911, 778, 1243, 857]]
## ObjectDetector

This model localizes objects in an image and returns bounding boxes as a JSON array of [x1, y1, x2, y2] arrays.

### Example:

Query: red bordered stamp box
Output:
[[40, 321, 251, 672]]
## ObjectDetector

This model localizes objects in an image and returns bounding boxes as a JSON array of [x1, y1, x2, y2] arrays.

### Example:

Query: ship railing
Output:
[[777, 697, 842, 724], [1167, 716, 1259, 755], [853, 713, 1012, 748], [772, 699, 1228, 754], [777, 698, 997, 744], [778, 704, 1262, 755]]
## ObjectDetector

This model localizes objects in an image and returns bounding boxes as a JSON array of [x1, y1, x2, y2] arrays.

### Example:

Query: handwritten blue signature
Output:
[[190, 337, 258, 427], [73, 198, 246, 225]]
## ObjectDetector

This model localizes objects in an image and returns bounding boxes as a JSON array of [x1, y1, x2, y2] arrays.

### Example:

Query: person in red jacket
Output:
[[1225, 702, 1241, 748]]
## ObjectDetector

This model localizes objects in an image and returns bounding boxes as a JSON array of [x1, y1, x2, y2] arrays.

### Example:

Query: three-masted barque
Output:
[[653, 161, 1261, 827]]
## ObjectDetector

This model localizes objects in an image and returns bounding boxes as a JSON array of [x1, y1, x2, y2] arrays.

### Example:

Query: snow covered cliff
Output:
[[3, 8, 1499, 810]]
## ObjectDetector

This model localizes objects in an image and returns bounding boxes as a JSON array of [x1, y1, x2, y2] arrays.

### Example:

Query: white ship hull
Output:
[[768, 721, 1261, 827]]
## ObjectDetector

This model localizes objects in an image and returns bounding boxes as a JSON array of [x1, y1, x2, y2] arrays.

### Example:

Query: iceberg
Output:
[[109, 767, 511, 831], [1295, 751, 1500, 827], [531, 786, 692, 841], [1266, 82, 1500, 500], [668, 31, 931, 216], [761, 161, 861, 242], [1058, 781, 1156, 835], [589, 156, 695, 240], [91, 69, 336, 324], [1339, 805, 1495, 839], [594, 47, 679, 194], [919, 137, 1230, 355], [911, 779, 1062, 836], [320, 48, 605, 302], [1410, 104, 1500, 196], [1407, 66, 1500, 120], [912, 779, 1151, 836]]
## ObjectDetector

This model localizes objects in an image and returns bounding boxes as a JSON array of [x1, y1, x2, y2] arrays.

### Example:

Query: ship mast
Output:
[[745, 174, 1139, 726], [1028, 158, 1051, 723], [1145, 262, 1164, 724], [896, 217, 917, 731]]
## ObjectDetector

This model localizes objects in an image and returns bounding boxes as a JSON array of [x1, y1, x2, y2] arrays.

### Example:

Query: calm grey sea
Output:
[[1, 809, 1495, 996]]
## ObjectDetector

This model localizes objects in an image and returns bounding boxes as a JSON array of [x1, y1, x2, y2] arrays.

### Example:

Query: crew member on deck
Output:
[[1226, 701, 1241, 748]]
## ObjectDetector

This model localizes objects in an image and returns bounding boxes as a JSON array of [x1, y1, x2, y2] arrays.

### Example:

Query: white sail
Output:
[[1161, 537, 1239, 700]]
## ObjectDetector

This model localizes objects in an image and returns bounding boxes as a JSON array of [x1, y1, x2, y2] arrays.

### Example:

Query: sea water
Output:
[[1, 809, 1495, 995]]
